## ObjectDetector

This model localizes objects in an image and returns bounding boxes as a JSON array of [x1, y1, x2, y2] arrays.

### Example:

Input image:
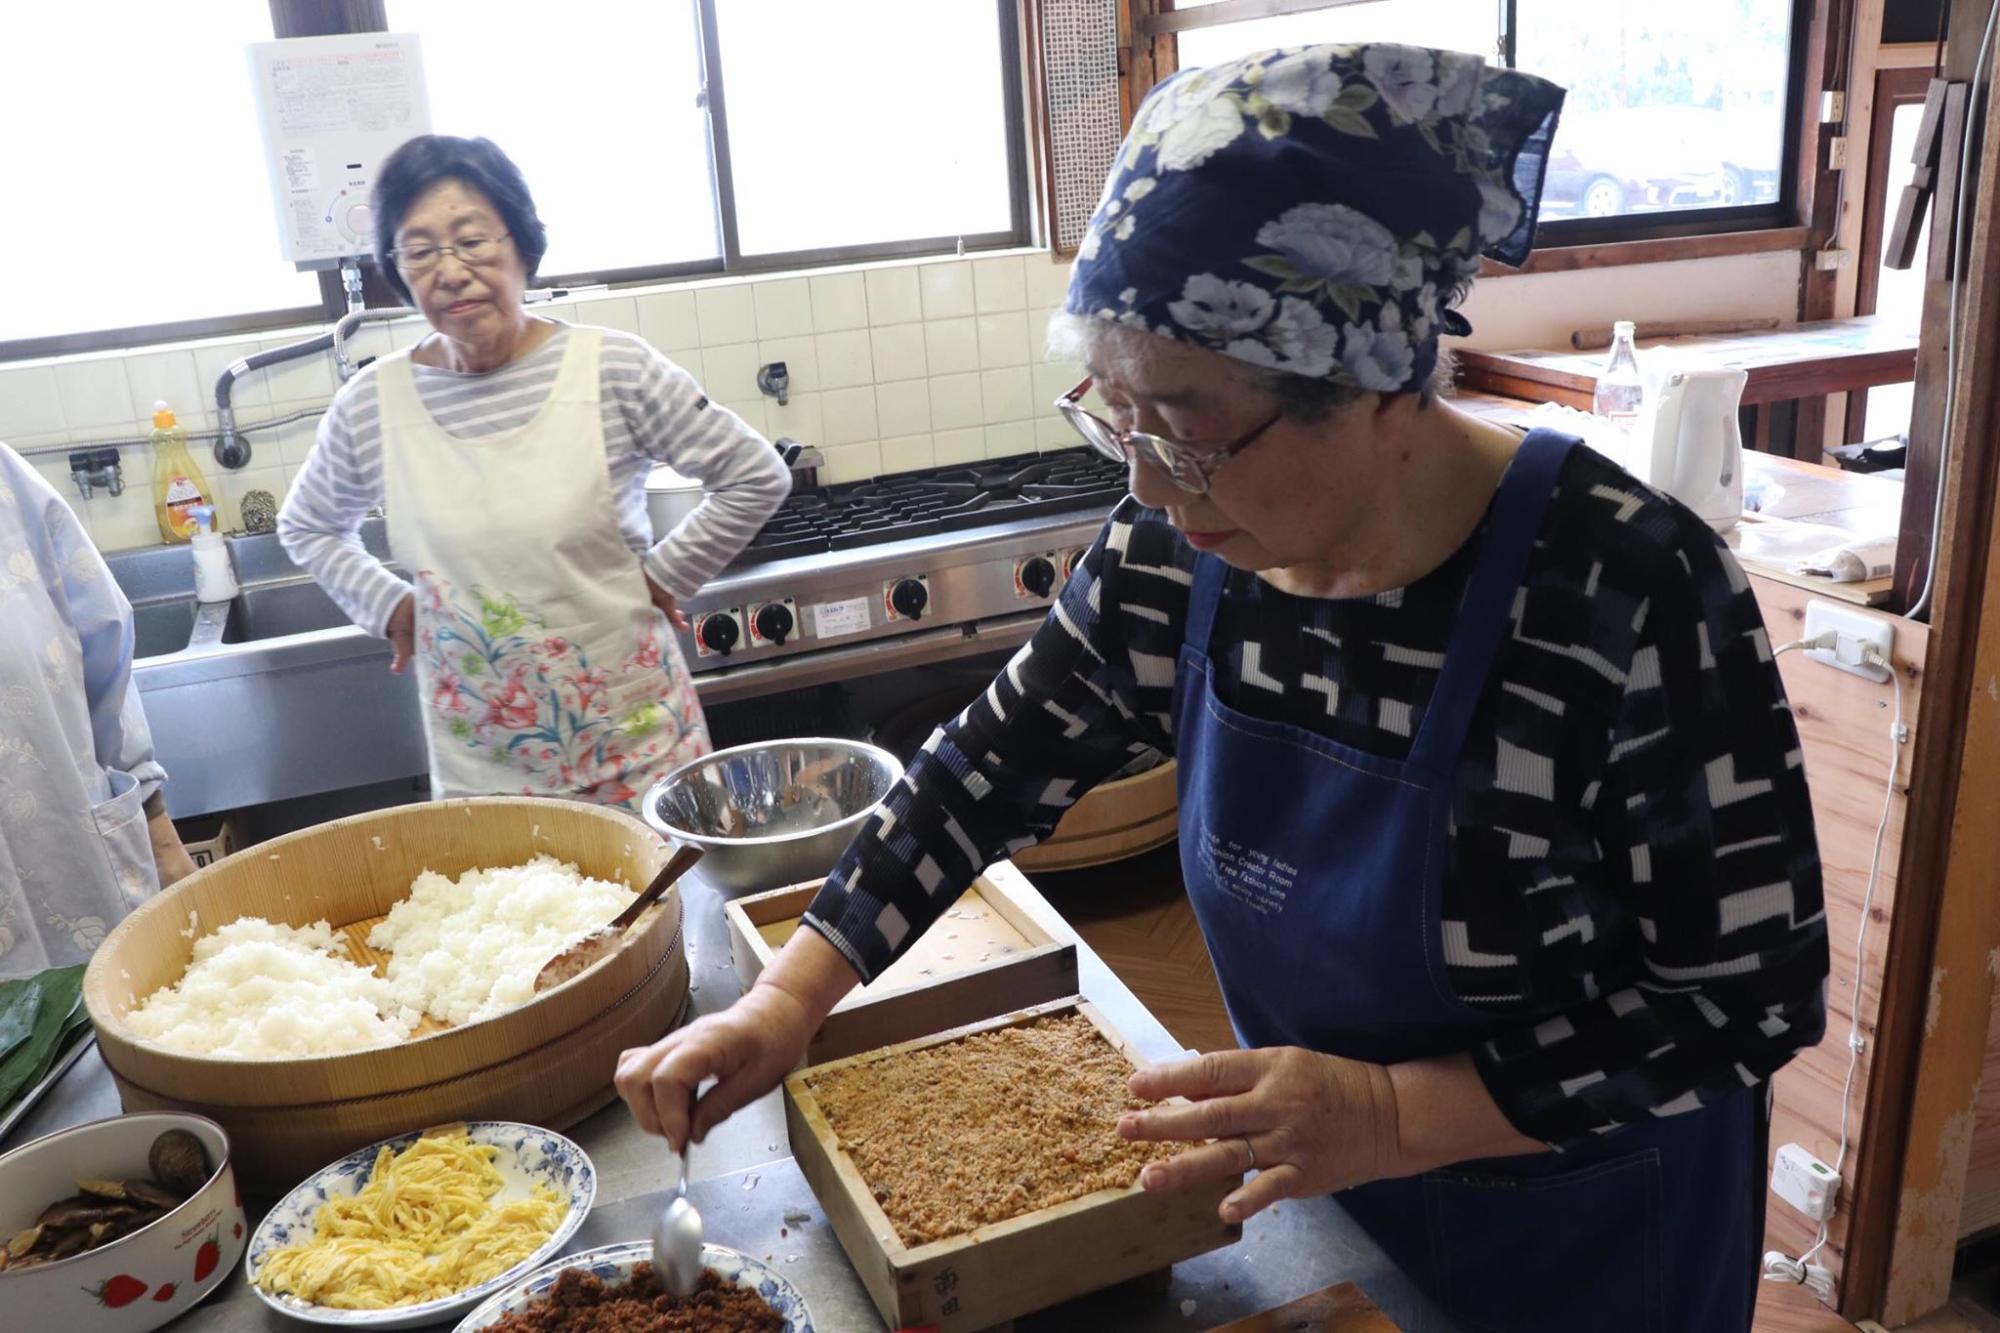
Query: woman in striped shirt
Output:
[[279, 135, 787, 808]]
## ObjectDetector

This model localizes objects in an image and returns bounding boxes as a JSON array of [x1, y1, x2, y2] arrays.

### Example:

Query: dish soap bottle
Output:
[[150, 401, 212, 544], [1592, 321, 1646, 432], [189, 505, 238, 604]]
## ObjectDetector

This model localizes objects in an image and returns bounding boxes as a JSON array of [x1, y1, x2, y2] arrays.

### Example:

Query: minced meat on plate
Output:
[[481, 1263, 784, 1332]]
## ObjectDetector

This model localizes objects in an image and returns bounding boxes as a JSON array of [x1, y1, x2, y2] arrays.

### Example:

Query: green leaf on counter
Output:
[[0, 964, 87, 1112], [0, 980, 44, 1066]]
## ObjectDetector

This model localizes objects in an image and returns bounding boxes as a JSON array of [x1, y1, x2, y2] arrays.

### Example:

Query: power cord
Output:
[[1772, 630, 1840, 657], [1762, 642, 1906, 1303]]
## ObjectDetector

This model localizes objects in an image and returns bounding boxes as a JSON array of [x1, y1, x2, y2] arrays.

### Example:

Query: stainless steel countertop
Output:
[[15, 865, 1450, 1331]]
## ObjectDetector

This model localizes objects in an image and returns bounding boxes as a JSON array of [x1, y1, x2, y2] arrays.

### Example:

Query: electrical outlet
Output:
[[1773, 1142, 1841, 1221], [1803, 601, 1893, 682]]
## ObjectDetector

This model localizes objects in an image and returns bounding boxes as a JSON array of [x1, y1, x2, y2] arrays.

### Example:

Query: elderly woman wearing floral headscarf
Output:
[[618, 44, 1826, 1331]]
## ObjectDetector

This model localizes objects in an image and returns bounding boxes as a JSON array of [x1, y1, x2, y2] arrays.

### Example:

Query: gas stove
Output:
[[677, 448, 1129, 702]]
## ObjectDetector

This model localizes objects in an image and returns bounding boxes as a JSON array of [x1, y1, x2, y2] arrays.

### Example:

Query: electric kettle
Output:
[[1630, 367, 1748, 531]]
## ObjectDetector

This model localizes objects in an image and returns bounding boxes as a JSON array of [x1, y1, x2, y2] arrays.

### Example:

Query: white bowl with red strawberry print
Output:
[[0, 1111, 246, 1330]]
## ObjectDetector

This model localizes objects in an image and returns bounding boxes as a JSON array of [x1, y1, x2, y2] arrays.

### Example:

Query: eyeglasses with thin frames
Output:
[[1054, 377, 1282, 496], [388, 231, 513, 276]]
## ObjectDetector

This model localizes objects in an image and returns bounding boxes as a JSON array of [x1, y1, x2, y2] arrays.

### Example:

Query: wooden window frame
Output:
[[1120, 0, 1825, 275], [2, 0, 1035, 363], [1844, 64, 1936, 440]]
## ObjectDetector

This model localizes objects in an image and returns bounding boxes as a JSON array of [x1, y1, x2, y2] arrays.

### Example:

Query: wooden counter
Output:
[[1458, 388, 1905, 604], [1456, 317, 1920, 410]]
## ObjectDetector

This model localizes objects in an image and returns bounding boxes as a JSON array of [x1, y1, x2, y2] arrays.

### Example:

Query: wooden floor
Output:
[[1032, 848, 1860, 1333]]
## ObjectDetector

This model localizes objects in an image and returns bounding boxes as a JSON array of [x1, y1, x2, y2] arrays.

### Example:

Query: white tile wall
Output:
[[919, 263, 976, 319], [934, 427, 986, 465], [815, 331, 873, 388], [863, 267, 923, 325], [923, 318, 980, 376], [575, 296, 643, 335], [5, 251, 1084, 552], [976, 312, 1030, 369], [637, 291, 700, 351], [928, 373, 984, 431], [874, 382, 932, 437], [809, 273, 869, 331], [973, 256, 1028, 313], [54, 357, 133, 431], [753, 280, 814, 339], [694, 285, 758, 345], [870, 324, 928, 381]]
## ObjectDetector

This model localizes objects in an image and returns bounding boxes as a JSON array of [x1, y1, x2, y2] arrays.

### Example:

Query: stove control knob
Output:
[[1062, 548, 1087, 579], [754, 602, 794, 645], [698, 613, 740, 656], [1020, 556, 1057, 599], [890, 578, 928, 620]]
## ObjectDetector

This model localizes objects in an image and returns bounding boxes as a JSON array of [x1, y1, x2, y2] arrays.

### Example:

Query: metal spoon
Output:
[[534, 844, 703, 993], [651, 1144, 704, 1298]]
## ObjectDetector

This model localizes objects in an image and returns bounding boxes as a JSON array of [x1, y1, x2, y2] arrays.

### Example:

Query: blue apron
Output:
[[1172, 430, 1765, 1333]]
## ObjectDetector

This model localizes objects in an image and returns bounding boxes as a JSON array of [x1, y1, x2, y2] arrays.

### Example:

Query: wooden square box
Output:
[[723, 863, 1079, 1064], [784, 998, 1241, 1332]]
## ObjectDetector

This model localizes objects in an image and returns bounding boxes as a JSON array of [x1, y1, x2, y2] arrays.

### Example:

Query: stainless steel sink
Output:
[[107, 522, 427, 818], [220, 580, 355, 642], [131, 601, 197, 659]]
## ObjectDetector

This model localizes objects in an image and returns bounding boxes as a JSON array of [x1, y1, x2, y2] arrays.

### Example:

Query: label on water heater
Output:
[[811, 597, 873, 639]]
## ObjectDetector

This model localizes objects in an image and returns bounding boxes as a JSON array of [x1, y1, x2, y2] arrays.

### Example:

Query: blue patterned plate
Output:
[[452, 1240, 815, 1332], [244, 1121, 596, 1329]]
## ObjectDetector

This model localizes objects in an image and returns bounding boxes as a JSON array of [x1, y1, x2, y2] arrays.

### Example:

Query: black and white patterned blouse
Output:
[[803, 445, 1828, 1146]]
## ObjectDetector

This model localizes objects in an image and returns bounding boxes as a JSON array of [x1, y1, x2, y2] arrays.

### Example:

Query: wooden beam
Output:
[[1480, 227, 1810, 278], [1850, 1, 2000, 1315], [268, 0, 384, 38], [1879, 41, 1948, 69], [1835, 0, 1892, 323], [1138, 0, 1368, 36]]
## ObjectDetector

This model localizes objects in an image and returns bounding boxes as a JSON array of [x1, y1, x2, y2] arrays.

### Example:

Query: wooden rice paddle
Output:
[[534, 845, 703, 993]]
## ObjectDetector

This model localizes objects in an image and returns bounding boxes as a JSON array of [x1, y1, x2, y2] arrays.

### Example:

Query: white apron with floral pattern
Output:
[[378, 325, 709, 809]]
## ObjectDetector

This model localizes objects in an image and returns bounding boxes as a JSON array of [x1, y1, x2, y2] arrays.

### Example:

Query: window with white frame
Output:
[[2, 0, 1030, 359], [0, 1, 326, 348], [1149, 0, 1804, 240]]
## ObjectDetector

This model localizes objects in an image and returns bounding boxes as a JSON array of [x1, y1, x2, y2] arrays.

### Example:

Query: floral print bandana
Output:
[[1067, 44, 1565, 393]]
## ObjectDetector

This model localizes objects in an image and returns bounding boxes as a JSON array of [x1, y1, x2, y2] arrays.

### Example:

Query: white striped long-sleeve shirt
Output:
[[277, 322, 790, 637]]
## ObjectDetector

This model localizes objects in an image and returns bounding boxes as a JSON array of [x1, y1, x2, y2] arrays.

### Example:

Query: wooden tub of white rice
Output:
[[82, 798, 688, 1189]]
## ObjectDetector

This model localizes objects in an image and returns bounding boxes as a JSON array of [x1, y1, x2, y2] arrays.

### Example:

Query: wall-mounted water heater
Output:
[[248, 32, 432, 270]]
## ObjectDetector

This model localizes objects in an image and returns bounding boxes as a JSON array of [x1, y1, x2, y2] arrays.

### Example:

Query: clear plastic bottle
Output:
[[1593, 321, 1646, 429]]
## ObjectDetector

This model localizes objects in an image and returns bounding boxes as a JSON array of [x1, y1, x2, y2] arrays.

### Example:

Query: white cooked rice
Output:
[[126, 856, 633, 1058], [124, 918, 419, 1058], [368, 855, 635, 1026]]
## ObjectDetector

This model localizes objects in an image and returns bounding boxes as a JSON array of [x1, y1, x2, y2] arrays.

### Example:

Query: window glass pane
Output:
[[714, 0, 1015, 256], [1174, 1, 1501, 70], [388, 0, 719, 277], [1864, 100, 1929, 441], [1, 2, 321, 345], [1519, 1, 1794, 221]]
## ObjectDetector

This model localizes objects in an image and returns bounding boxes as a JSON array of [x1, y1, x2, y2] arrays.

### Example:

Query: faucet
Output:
[[67, 448, 123, 500], [212, 329, 339, 470], [757, 361, 790, 407]]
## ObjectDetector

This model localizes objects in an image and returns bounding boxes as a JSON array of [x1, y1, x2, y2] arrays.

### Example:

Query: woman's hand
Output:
[[1119, 1047, 1401, 1225], [616, 982, 813, 1152], [147, 810, 198, 888], [616, 928, 859, 1152], [386, 595, 416, 674], [1121, 1048, 1546, 1225], [644, 571, 691, 631]]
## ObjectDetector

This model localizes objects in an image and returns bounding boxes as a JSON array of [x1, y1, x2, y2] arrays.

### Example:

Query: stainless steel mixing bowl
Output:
[[640, 737, 905, 895]]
